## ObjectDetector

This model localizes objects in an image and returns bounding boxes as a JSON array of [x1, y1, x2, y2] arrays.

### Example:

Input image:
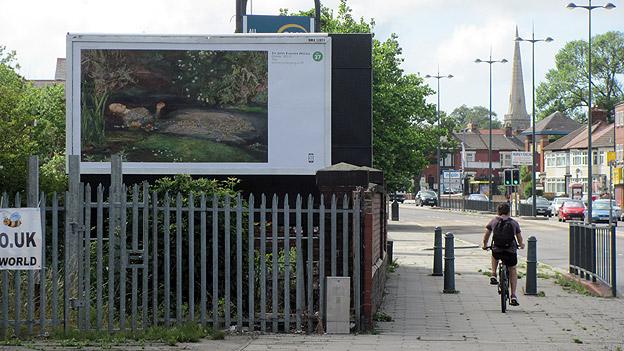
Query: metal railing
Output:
[[569, 222, 617, 297], [0, 187, 361, 336], [438, 197, 507, 213], [517, 203, 533, 217]]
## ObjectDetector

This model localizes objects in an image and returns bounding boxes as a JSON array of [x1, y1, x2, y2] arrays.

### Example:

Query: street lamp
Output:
[[475, 54, 507, 211], [516, 27, 553, 217], [567, 0, 616, 223], [425, 70, 454, 203]]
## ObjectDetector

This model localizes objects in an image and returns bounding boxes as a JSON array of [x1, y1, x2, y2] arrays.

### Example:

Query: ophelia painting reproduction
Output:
[[80, 49, 268, 163]]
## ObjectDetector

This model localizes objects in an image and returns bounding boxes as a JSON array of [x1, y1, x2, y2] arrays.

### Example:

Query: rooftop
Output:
[[454, 130, 523, 151], [544, 121, 614, 151], [520, 111, 581, 136]]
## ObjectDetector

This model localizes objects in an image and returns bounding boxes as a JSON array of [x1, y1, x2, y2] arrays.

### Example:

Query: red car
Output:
[[558, 200, 585, 222]]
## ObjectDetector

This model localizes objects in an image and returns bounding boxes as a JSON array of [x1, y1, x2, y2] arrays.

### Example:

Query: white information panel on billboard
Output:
[[0, 208, 42, 270], [512, 151, 532, 166], [66, 34, 332, 175]]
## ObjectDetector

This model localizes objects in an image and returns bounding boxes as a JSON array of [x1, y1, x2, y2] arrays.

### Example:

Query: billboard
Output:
[[511, 151, 532, 166], [243, 15, 315, 33], [66, 34, 332, 175]]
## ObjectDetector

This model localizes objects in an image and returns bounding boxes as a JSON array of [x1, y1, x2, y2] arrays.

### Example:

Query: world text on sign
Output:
[[0, 208, 42, 270]]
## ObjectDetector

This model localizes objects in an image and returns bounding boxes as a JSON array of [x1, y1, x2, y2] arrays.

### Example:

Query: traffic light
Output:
[[512, 169, 521, 185], [504, 169, 512, 186]]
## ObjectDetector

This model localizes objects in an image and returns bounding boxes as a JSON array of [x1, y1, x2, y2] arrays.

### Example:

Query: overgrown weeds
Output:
[[2, 322, 219, 348], [554, 274, 592, 296], [387, 259, 399, 273]]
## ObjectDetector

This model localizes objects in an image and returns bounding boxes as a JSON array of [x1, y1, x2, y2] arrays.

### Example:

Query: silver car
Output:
[[550, 197, 571, 217]]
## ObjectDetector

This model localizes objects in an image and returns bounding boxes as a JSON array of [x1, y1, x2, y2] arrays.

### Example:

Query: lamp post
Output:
[[475, 54, 507, 211], [567, 1, 616, 223], [425, 70, 454, 203], [516, 27, 553, 217]]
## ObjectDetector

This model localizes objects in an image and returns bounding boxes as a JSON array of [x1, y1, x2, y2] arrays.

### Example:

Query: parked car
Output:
[[591, 200, 621, 224], [522, 196, 552, 216], [416, 190, 438, 207], [558, 200, 585, 222], [549, 197, 570, 217], [467, 193, 488, 201], [390, 192, 406, 203]]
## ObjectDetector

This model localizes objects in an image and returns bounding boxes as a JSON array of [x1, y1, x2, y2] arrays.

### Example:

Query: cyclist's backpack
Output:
[[493, 218, 515, 250]]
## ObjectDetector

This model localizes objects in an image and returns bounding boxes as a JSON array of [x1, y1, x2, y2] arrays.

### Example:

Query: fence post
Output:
[[27, 156, 39, 207], [432, 227, 443, 276], [611, 226, 617, 297], [443, 233, 456, 293], [391, 200, 399, 221], [65, 155, 81, 331], [525, 236, 537, 295]]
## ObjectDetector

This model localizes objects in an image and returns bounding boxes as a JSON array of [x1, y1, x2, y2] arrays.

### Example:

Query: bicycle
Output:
[[486, 247, 510, 313]]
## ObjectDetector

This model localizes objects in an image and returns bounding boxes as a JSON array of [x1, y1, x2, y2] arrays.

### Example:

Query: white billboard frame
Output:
[[66, 33, 332, 175]]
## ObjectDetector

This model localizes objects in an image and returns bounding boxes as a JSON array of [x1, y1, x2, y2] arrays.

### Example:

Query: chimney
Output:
[[467, 122, 478, 133], [504, 125, 513, 137], [591, 107, 608, 124]]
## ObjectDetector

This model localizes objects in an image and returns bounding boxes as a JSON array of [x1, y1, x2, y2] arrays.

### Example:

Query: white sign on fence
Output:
[[512, 151, 533, 166], [0, 208, 42, 270]]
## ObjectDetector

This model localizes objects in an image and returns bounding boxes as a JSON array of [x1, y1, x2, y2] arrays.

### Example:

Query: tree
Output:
[[0, 51, 66, 193], [285, 1, 445, 191], [448, 104, 502, 131], [536, 31, 624, 122]]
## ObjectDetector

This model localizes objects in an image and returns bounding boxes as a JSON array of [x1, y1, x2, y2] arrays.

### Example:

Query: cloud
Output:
[[436, 18, 516, 68]]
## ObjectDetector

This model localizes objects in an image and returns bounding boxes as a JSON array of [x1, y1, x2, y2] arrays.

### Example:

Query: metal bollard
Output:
[[387, 240, 394, 264], [443, 233, 456, 293], [525, 236, 537, 295], [391, 200, 399, 221], [432, 227, 443, 276]]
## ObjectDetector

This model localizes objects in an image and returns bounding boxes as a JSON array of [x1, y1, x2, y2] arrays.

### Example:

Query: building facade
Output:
[[420, 124, 523, 195], [615, 102, 624, 207], [543, 110, 615, 196]]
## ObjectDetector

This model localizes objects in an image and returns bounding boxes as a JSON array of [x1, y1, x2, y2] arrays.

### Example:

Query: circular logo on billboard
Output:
[[313, 51, 323, 62]]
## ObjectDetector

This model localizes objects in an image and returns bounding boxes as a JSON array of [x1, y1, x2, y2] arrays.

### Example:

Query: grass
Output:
[[88, 130, 265, 163], [133, 133, 262, 162], [554, 274, 593, 296], [537, 291, 546, 297], [373, 311, 393, 322], [2, 323, 220, 348], [387, 259, 399, 273]]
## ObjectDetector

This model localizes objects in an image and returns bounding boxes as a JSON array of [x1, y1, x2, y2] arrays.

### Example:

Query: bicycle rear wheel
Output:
[[499, 264, 508, 313]]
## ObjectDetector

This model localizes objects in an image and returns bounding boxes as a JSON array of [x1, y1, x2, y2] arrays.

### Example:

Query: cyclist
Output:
[[482, 202, 525, 306]]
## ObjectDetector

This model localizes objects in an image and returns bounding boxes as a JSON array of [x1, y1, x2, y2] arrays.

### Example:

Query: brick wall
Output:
[[361, 189, 387, 331]]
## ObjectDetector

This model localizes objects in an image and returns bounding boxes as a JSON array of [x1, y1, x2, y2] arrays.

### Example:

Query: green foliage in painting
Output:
[[176, 51, 268, 108]]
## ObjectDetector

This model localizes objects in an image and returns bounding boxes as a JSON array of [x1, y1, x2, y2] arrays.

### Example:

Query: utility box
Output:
[[325, 277, 350, 334]]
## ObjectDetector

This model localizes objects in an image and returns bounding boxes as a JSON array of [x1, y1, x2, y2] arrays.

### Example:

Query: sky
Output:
[[1, 0, 622, 123]]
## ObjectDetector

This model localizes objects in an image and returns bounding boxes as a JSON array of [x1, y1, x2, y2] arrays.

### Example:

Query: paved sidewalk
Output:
[[9, 221, 623, 350]]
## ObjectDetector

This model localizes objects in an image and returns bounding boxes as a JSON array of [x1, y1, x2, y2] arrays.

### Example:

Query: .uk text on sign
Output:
[[511, 151, 533, 166], [0, 208, 42, 270]]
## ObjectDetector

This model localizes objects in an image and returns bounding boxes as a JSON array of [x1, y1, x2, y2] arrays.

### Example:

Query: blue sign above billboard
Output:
[[243, 15, 315, 33]]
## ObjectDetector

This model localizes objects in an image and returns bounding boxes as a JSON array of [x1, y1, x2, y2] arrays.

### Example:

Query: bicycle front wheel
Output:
[[500, 265, 507, 313]]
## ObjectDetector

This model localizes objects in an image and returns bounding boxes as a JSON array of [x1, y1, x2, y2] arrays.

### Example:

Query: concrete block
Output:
[[326, 276, 350, 334]]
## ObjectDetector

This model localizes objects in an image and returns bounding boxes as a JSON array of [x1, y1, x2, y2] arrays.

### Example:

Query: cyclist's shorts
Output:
[[492, 251, 518, 267]]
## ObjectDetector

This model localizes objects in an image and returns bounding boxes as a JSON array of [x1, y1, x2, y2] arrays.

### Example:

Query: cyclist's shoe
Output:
[[490, 277, 498, 285], [510, 296, 519, 306]]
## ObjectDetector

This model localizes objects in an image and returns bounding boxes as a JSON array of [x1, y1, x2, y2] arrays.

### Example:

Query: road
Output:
[[398, 203, 624, 296]]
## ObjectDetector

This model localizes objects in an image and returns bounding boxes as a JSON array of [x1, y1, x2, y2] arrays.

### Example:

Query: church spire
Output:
[[504, 26, 530, 131]]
